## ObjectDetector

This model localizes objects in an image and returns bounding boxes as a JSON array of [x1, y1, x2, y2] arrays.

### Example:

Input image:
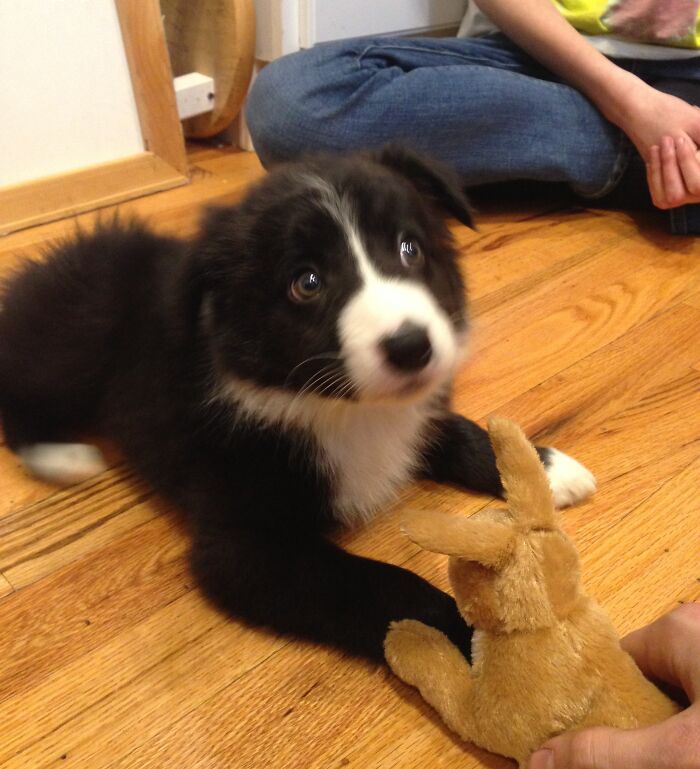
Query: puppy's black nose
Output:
[[381, 322, 432, 372]]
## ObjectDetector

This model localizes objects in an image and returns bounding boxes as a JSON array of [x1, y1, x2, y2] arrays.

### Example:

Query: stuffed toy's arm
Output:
[[385, 619, 475, 743]]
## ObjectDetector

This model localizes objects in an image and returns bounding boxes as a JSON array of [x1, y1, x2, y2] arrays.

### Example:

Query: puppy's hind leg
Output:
[[18, 443, 108, 486], [2, 405, 107, 486]]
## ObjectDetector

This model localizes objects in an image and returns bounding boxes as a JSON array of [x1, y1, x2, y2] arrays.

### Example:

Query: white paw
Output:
[[544, 448, 596, 508], [19, 443, 108, 486]]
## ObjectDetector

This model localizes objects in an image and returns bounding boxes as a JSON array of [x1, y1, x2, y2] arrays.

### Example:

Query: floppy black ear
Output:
[[373, 145, 475, 228], [176, 205, 241, 328]]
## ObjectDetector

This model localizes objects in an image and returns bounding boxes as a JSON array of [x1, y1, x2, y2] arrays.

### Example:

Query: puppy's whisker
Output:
[[335, 377, 355, 399], [317, 372, 349, 399], [295, 365, 338, 400], [290, 364, 337, 401], [284, 353, 342, 388], [283, 364, 342, 420]]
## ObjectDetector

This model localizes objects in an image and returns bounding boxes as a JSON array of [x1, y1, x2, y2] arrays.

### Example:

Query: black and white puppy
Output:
[[0, 147, 595, 661]]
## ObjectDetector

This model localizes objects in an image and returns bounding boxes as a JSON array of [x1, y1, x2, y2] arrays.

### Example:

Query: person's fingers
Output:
[[674, 136, 700, 203], [529, 712, 699, 769], [646, 145, 667, 208], [621, 603, 700, 701], [660, 135, 687, 207]]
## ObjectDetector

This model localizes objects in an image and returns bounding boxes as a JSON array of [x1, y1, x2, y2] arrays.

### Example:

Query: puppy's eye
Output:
[[290, 270, 322, 302], [399, 238, 423, 269]]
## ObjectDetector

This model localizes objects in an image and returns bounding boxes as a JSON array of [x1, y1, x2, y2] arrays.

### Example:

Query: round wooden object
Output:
[[161, 0, 255, 138]]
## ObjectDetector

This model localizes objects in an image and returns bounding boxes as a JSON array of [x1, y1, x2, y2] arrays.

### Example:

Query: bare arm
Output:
[[475, 0, 700, 208]]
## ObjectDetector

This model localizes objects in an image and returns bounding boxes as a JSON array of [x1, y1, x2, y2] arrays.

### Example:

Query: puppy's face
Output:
[[195, 148, 472, 405]]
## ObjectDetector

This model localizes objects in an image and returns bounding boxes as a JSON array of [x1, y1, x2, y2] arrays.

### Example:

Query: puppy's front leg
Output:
[[191, 524, 474, 663], [421, 414, 595, 507], [420, 414, 503, 495]]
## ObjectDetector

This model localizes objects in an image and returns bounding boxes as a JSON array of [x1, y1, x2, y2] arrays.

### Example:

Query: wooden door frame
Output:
[[0, 0, 189, 236]]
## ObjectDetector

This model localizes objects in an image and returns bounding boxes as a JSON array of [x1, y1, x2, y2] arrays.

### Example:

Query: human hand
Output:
[[614, 81, 700, 209], [528, 602, 700, 769], [646, 136, 700, 210]]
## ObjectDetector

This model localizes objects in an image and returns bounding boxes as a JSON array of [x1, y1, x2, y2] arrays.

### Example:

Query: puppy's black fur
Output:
[[0, 148, 547, 661]]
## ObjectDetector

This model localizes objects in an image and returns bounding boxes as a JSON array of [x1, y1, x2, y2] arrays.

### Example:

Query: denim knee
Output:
[[245, 61, 295, 166], [246, 53, 321, 167]]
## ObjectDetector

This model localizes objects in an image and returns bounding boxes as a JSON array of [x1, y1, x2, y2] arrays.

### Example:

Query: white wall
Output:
[[253, 0, 469, 61], [300, 0, 469, 49], [0, 0, 144, 188]]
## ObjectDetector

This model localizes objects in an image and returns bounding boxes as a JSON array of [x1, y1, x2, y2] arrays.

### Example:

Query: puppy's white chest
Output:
[[220, 378, 437, 527], [312, 403, 434, 526]]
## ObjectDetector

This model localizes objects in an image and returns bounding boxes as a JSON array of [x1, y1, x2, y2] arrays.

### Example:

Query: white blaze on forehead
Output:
[[299, 175, 459, 399]]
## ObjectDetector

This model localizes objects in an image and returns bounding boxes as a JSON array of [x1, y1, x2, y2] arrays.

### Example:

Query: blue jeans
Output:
[[246, 34, 700, 234]]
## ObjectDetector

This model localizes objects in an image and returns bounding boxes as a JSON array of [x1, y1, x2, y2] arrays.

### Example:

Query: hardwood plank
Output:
[[0, 466, 157, 590], [457, 246, 699, 419], [100, 645, 395, 769], [192, 148, 265, 180], [0, 573, 13, 599], [579, 458, 700, 630], [0, 515, 189, 705], [460, 209, 629, 302], [562, 369, 700, 491], [0, 443, 60, 517], [483, 304, 700, 441], [0, 591, 286, 769], [468, 226, 697, 333]]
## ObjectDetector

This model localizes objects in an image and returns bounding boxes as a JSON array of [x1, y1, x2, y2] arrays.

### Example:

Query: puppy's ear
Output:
[[199, 204, 239, 238], [177, 205, 240, 327], [373, 145, 475, 228]]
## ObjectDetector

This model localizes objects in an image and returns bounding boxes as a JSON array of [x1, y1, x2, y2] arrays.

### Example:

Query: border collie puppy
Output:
[[0, 147, 595, 661]]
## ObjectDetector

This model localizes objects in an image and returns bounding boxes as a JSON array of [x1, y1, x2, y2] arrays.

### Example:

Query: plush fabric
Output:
[[385, 418, 679, 768]]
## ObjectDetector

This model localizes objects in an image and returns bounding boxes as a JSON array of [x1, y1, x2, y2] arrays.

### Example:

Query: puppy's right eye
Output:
[[399, 237, 424, 270], [289, 271, 322, 303]]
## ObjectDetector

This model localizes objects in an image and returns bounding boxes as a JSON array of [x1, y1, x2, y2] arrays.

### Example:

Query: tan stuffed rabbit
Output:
[[384, 417, 679, 768]]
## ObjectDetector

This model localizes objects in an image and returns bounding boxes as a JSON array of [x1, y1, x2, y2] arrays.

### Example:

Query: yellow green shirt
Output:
[[553, 0, 700, 49]]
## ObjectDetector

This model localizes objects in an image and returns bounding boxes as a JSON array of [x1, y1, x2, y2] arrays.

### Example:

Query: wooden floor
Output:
[[0, 145, 698, 769]]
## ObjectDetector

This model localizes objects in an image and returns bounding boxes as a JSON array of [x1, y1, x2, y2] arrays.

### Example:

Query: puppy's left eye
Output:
[[289, 270, 322, 303], [399, 238, 423, 269]]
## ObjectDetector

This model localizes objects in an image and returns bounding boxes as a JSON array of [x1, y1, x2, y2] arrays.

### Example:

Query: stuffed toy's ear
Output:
[[373, 145, 475, 228], [402, 510, 515, 568], [488, 418, 557, 532]]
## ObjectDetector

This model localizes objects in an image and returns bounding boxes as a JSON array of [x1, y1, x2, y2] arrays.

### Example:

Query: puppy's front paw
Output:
[[541, 448, 596, 508]]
